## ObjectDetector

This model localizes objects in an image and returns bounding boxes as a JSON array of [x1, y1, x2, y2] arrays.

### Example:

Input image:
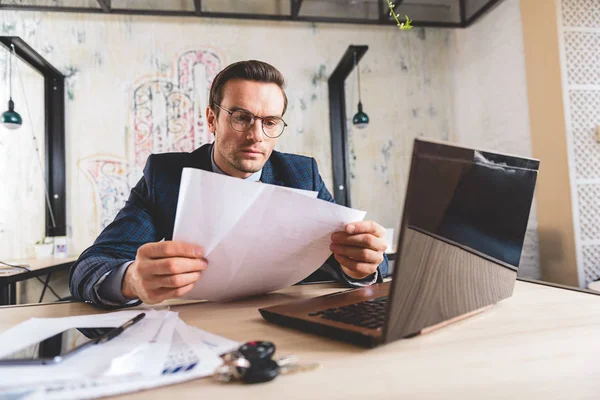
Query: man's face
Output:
[[207, 79, 285, 178]]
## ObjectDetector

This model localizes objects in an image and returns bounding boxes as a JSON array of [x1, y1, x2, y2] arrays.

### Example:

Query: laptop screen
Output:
[[405, 140, 539, 268], [384, 139, 539, 342]]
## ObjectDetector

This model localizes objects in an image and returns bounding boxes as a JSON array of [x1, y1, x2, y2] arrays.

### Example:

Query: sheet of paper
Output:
[[0, 310, 173, 389], [102, 310, 178, 377], [0, 313, 235, 400], [278, 185, 319, 198], [173, 168, 366, 301], [28, 323, 226, 400], [175, 318, 239, 355]]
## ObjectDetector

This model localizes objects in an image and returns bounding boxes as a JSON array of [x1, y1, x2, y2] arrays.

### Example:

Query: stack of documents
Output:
[[0, 310, 239, 399], [173, 168, 366, 301]]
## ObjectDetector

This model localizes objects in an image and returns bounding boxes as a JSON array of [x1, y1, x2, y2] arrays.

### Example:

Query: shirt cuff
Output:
[[340, 268, 379, 287], [93, 261, 140, 306]]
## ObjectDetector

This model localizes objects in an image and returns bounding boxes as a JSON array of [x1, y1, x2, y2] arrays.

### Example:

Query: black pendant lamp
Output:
[[352, 51, 369, 129], [1, 43, 23, 130]]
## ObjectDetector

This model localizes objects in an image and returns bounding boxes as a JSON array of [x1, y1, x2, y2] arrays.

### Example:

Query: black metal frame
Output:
[[324, 1, 503, 203], [193, 0, 201, 16], [0, 36, 67, 238], [0, 0, 503, 28], [96, 0, 110, 13], [0, 260, 74, 305], [328, 45, 368, 207], [291, 0, 303, 19]]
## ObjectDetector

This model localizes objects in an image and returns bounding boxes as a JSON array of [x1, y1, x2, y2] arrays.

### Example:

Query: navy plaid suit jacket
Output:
[[69, 143, 388, 307]]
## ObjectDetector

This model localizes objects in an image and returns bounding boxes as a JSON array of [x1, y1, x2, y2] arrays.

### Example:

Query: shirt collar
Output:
[[211, 143, 262, 182]]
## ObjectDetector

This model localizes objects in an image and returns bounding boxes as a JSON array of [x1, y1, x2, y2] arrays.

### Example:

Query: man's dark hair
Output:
[[209, 60, 288, 117]]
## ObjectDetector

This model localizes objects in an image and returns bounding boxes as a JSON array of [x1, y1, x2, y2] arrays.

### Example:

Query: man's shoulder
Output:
[[268, 150, 315, 170], [147, 151, 189, 165], [145, 144, 212, 172], [264, 150, 322, 190]]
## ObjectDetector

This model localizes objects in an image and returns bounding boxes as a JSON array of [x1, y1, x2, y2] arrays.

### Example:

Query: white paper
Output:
[[0, 312, 236, 400], [173, 168, 366, 301], [29, 325, 226, 400], [174, 318, 238, 356], [0, 310, 166, 360], [102, 311, 178, 377], [0, 310, 173, 388]]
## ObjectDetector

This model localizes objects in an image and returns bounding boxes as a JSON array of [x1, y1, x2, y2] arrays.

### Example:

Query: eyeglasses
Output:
[[213, 104, 288, 139]]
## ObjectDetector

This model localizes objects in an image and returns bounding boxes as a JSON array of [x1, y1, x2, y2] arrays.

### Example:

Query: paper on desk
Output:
[[175, 318, 239, 355], [173, 168, 366, 301], [102, 310, 179, 377], [0, 310, 175, 388], [0, 315, 232, 400], [0, 310, 162, 359]]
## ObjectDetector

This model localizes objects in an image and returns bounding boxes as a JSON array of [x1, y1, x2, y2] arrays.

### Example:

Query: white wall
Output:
[[449, 0, 541, 279], [0, 51, 45, 260], [348, 27, 455, 245], [0, 0, 543, 292], [0, 11, 454, 261]]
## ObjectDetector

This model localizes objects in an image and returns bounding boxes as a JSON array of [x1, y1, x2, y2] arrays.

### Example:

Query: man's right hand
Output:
[[122, 241, 207, 304]]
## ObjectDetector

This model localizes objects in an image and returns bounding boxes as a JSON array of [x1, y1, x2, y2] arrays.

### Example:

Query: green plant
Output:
[[386, 0, 413, 31]]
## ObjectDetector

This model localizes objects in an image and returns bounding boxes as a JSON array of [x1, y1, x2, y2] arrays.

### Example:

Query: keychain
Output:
[[215, 340, 320, 384]]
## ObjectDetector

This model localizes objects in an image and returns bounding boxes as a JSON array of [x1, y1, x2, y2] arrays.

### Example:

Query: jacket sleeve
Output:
[[310, 158, 389, 283], [69, 156, 163, 308]]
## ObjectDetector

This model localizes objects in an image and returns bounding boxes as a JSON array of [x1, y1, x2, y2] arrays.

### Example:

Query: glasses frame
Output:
[[213, 103, 288, 139]]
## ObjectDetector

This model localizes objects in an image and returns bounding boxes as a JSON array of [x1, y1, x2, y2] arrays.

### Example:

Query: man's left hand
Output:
[[330, 220, 387, 280]]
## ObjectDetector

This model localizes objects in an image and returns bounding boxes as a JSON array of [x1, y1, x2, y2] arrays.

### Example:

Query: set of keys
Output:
[[214, 341, 320, 384]]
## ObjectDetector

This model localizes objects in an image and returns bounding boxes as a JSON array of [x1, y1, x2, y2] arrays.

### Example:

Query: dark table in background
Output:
[[0, 256, 78, 305]]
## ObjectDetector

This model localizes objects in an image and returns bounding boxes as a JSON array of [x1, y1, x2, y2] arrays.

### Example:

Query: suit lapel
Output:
[[260, 159, 273, 184]]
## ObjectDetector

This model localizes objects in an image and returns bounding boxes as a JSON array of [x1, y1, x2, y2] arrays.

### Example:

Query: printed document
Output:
[[173, 168, 366, 301], [0, 310, 238, 399]]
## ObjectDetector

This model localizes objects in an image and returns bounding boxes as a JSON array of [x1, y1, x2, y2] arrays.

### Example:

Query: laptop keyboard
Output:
[[308, 296, 388, 330]]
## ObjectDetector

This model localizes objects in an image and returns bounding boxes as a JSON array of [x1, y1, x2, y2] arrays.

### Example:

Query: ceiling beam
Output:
[[464, 0, 502, 27], [193, 0, 202, 16], [96, 0, 110, 13], [0, 4, 466, 28]]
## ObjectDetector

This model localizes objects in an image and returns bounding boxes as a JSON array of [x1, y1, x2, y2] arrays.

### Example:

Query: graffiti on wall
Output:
[[79, 49, 224, 233], [78, 156, 135, 230], [132, 49, 222, 170]]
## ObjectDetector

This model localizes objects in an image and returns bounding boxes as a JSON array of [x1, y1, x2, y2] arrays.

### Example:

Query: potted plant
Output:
[[34, 238, 54, 259]]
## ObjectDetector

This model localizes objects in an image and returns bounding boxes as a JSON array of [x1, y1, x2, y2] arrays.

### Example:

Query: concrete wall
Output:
[[0, 0, 545, 302]]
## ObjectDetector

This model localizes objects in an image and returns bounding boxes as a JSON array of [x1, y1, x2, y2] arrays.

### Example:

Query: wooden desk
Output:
[[1, 280, 600, 399], [0, 256, 78, 305]]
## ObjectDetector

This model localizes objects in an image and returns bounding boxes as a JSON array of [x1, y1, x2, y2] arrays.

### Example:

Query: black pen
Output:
[[97, 312, 146, 344]]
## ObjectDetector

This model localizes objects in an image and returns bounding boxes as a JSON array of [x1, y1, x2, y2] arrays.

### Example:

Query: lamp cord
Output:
[[8, 43, 12, 101], [12, 43, 57, 229]]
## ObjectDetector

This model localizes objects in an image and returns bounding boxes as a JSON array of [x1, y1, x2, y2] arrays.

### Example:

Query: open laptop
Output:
[[259, 138, 540, 347]]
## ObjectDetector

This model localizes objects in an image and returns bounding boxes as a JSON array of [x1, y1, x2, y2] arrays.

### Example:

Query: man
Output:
[[70, 60, 389, 308]]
